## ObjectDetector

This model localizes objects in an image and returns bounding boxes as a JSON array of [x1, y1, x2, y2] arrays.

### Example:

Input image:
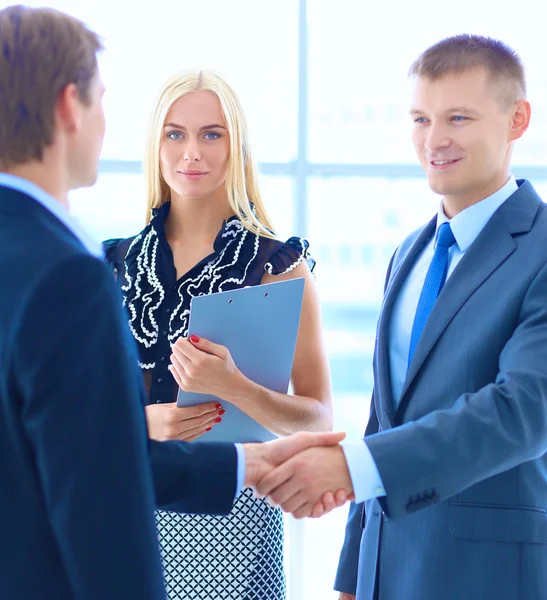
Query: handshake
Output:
[[242, 432, 354, 519]]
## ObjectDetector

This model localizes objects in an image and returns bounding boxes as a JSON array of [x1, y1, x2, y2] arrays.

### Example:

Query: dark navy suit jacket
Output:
[[0, 184, 238, 599]]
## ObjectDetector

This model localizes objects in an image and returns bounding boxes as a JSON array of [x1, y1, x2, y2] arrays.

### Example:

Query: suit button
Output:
[[160, 356, 166, 362], [163, 331, 168, 336], [157, 378, 163, 384], [381, 510, 388, 521], [156, 400, 161, 404]]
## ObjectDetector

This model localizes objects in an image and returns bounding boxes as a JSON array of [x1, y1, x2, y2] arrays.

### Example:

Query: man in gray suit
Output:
[[256, 34, 547, 599]]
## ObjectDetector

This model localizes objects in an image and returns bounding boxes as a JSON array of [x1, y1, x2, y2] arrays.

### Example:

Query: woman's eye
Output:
[[204, 131, 220, 140], [167, 131, 183, 141]]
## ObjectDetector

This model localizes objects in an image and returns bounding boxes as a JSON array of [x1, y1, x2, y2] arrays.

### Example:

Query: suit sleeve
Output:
[[100, 239, 240, 513], [13, 255, 166, 600], [367, 259, 547, 520], [151, 438, 237, 514]]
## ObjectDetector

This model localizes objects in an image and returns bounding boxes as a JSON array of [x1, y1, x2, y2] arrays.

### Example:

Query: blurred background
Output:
[[9, 0, 547, 597]]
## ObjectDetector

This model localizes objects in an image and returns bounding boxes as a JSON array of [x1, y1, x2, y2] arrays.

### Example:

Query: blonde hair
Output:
[[143, 70, 276, 238]]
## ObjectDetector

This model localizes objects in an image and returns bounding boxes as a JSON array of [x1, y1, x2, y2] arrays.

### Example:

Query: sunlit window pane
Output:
[[18, 0, 298, 163], [308, 0, 547, 166]]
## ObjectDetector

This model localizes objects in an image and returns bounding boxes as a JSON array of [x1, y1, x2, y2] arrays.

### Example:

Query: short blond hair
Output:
[[409, 34, 526, 106]]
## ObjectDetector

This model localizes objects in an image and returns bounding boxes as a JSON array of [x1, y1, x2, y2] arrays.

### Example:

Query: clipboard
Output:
[[176, 278, 305, 443]]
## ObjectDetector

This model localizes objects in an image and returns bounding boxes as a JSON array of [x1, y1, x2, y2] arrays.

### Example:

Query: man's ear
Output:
[[54, 83, 82, 134], [509, 99, 531, 143]]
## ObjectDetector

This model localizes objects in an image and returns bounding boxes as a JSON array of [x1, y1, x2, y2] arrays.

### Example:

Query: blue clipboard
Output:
[[176, 278, 305, 443]]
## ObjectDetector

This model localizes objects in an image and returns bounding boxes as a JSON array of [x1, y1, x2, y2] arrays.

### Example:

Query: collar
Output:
[[0, 172, 103, 258], [435, 175, 518, 252]]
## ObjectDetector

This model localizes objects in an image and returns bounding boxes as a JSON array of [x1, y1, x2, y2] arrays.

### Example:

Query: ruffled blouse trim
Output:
[[114, 205, 314, 369], [264, 236, 315, 276], [120, 216, 260, 368]]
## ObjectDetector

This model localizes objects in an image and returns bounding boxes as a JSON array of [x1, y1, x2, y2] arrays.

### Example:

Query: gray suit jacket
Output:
[[335, 180, 547, 600]]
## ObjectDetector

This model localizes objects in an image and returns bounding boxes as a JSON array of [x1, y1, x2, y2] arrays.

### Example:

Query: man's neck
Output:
[[442, 173, 512, 219], [5, 160, 69, 209]]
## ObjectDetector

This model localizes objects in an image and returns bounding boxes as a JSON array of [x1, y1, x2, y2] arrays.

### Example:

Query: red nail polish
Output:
[[214, 417, 222, 423], [190, 335, 200, 343], [218, 409, 226, 416], [206, 427, 212, 431], [215, 403, 222, 409]]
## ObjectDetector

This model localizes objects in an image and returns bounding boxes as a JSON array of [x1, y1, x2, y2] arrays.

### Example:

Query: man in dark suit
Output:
[[0, 6, 342, 599], [256, 35, 547, 600]]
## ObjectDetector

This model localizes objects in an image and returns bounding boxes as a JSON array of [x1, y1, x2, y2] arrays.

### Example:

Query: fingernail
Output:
[[190, 335, 200, 343], [206, 427, 212, 431], [218, 409, 226, 416], [215, 403, 222, 409], [214, 417, 222, 423]]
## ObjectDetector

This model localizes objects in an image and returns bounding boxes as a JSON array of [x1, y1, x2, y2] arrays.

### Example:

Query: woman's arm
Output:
[[237, 262, 333, 434], [169, 262, 333, 436]]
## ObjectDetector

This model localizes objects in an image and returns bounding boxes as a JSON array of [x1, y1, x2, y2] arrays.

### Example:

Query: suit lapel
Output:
[[395, 181, 542, 420], [375, 218, 436, 429]]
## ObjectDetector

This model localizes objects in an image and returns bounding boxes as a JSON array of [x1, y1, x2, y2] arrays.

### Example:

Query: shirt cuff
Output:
[[234, 443, 246, 498], [341, 440, 386, 504]]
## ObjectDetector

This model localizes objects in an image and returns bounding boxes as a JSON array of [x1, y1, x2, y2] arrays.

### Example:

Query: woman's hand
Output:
[[169, 335, 243, 400], [145, 401, 224, 442]]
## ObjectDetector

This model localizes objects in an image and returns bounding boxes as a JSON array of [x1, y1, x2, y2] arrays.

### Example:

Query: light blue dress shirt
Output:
[[341, 176, 519, 504], [234, 445, 246, 494], [0, 172, 246, 496]]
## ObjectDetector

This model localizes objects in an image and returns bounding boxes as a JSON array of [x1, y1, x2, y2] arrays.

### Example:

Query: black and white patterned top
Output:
[[103, 201, 315, 600]]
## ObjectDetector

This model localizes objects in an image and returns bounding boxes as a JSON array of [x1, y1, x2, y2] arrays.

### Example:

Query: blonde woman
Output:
[[103, 71, 332, 600]]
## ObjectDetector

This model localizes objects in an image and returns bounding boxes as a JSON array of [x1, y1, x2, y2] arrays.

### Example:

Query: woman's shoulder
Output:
[[259, 235, 316, 276], [102, 236, 138, 267], [102, 238, 123, 264]]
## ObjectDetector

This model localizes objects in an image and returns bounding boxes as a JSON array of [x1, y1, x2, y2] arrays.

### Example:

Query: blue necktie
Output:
[[408, 222, 456, 367]]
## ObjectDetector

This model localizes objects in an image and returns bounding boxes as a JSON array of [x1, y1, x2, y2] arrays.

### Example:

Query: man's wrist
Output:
[[242, 442, 262, 488], [332, 445, 354, 494], [340, 440, 386, 503]]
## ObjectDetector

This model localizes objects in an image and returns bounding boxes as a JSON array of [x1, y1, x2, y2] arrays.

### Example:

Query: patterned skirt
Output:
[[156, 487, 286, 600]]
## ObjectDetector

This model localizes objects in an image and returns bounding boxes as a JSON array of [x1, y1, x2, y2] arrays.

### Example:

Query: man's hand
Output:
[[310, 490, 354, 518], [243, 431, 346, 488], [254, 444, 353, 519], [339, 594, 356, 600]]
